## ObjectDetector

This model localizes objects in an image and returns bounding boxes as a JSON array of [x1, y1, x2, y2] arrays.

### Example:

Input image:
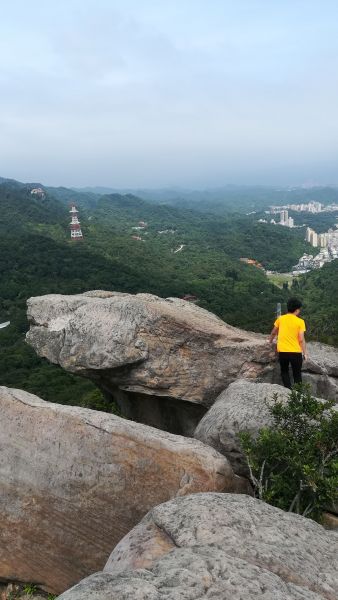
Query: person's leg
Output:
[[290, 352, 303, 385], [279, 352, 292, 388]]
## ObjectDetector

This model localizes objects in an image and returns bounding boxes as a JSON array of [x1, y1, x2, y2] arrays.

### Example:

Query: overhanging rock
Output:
[[26, 291, 275, 434]]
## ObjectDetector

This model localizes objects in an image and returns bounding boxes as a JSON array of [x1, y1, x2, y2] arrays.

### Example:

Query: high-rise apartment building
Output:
[[306, 227, 318, 247], [305, 227, 312, 243], [280, 210, 288, 224], [318, 233, 328, 248], [310, 231, 318, 247]]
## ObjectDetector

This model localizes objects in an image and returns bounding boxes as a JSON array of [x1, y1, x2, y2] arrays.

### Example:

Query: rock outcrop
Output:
[[26, 291, 275, 434], [0, 386, 241, 595], [302, 342, 338, 402], [322, 512, 338, 530], [194, 380, 338, 518], [26, 293, 338, 436], [58, 493, 338, 600], [271, 342, 338, 402], [194, 380, 290, 477]]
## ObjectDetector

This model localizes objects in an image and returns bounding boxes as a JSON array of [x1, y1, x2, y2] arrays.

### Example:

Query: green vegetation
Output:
[[1, 582, 55, 599], [0, 178, 337, 407], [196, 217, 311, 272], [240, 385, 338, 521], [294, 260, 338, 346], [133, 185, 338, 215], [23, 584, 37, 596], [289, 209, 338, 233], [88, 193, 312, 272], [266, 272, 294, 289]]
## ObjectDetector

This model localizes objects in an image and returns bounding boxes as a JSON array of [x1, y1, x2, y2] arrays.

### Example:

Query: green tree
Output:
[[240, 384, 338, 521]]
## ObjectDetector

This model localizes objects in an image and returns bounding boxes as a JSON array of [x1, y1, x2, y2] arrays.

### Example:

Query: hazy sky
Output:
[[1, 0, 338, 187]]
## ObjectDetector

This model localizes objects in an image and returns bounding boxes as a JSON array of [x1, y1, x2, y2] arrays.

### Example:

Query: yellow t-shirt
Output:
[[274, 313, 306, 353]]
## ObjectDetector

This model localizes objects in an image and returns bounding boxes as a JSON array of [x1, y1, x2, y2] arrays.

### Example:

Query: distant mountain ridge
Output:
[[0, 174, 337, 411], [73, 183, 338, 214]]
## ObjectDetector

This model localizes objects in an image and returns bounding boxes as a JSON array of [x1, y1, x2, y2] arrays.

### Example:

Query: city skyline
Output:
[[1, 1, 338, 188]]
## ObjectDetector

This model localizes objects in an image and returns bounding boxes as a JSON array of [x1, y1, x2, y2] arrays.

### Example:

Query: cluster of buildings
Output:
[[284, 201, 323, 213], [258, 209, 294, 228], [261, 201, 338, 273], [292, 227, 338, 273], [269, 201, 338, 214], [292, 248, 337, 273], [306, 227, 326, 248], [30, 187, 45, 198], [131, 221, 148, 241], [278, 209, 294, 228], [305, 226, 338, 249]]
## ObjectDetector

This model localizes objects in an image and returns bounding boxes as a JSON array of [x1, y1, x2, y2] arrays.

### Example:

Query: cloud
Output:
[[1, 0, 338, 186]]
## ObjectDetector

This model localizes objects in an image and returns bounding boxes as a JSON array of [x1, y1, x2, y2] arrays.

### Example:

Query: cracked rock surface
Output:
[[194, 381, 338, 517], [271, 342, 338, 403], [58, 493, 338, 600], [26, 291, 275, 434], [0, 387, 238, 594], [194, 380, 290, 477]]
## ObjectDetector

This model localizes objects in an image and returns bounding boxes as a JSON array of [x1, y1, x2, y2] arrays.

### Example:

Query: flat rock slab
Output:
[[0, 387, 236, 594], [58, 493, 338, 600], [26, 291, 275, 409], [194, 380, 290, 477]]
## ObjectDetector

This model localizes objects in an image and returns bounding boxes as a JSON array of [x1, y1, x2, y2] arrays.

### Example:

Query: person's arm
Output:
[[269, 326, 279, 344], [299, 331, 308, 359]]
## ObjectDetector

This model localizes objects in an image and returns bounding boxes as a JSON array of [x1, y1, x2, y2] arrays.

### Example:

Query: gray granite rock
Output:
[[270, 342, 338, 403], [305, 342, 338, 378], [0, 386, 238, 594], [57, 493, 338, 600], [194, 380, 290, 477], [26, 291, 275, 434]]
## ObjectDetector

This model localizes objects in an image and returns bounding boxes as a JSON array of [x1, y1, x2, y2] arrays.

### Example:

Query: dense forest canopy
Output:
[[288, 210, 338, 233], [0, 178, 337, 408], [295, 260, 338, 347]]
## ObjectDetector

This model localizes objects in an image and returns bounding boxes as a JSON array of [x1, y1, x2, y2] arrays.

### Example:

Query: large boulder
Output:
[[302, 342, 338, 403], [194, 380, 290, 477], [0, 386, 240, 595], [305, 342, 338, 378], [26, 291, 275, 435], [57, 493, 338, 600], [194, 380, 338, 520], [271, 342, 338, 403]]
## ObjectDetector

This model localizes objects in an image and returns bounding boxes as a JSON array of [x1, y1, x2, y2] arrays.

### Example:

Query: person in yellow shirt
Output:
[[269, 298, 308, 389]]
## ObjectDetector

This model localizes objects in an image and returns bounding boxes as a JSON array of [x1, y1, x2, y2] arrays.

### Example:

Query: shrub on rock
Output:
[[240, 384, 338, 521]]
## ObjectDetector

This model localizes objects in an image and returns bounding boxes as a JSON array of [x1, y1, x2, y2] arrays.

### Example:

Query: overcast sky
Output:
[[1, 0, 338, 188]]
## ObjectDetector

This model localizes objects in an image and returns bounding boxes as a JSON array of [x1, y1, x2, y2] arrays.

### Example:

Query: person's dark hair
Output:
[[287, 298, 302, 313]]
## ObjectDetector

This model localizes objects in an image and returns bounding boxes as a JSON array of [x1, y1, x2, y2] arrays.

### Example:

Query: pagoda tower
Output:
[[69, 205, 83, 241]]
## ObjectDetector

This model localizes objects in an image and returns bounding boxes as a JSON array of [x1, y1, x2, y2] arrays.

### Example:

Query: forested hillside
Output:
[[6, 178, 317, 271], [76, 184, 338, 215], [288, 210, 338, 233], [89, 193, 312, 272], [295, 260, 338, 347], [0, 178, 336, 409]]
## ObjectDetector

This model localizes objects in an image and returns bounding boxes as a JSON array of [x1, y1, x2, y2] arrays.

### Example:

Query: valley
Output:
[[0, 177, 337, 408]]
